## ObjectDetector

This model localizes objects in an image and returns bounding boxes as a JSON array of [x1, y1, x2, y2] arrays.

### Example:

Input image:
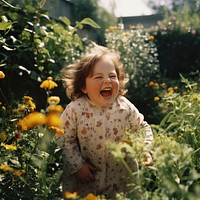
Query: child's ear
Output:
[[81, 87, 87, 94]]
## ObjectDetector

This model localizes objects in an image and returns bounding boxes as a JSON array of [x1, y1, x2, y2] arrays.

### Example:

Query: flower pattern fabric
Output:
[[59, 95, 153, 197]]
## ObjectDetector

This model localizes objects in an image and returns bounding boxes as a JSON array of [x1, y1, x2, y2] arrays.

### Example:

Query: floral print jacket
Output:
[[59, 95, 153, 197]]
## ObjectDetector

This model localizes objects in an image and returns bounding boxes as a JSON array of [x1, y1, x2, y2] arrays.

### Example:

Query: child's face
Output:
[[82, 57, 119, 107]]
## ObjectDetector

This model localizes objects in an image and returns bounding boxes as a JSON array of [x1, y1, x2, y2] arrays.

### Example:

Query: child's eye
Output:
[[94, 76, 102, 79], [109, 75, 117, 79]]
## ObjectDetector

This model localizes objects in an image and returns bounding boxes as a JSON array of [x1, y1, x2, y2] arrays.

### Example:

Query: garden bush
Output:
[[0, 0, 99, 109], [105, 24, 160, 122]]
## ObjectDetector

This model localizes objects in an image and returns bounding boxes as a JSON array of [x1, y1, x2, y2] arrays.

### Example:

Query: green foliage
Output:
[[108, 128, 200, 199], [158, 75, 200, 170], [71, 0, 117, 44], [0, 0, 98, 108], [105, 24, 159, 120], [0, 94, 63, 199]]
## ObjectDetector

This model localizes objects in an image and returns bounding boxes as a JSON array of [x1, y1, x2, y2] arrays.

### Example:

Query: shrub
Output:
[[105, 24, 160, 120], [0, 0, 99, 109]]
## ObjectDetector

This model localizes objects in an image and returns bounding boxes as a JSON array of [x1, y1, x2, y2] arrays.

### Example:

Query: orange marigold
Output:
[[148, 81, 154, 86], [167, 87, 174, 93], [65, 192, 80, 199], [148, 35, 154, 41], [83, 193, 98, 200], [46, 112, 61, 128], [0, 71, 5, 79], [18, 111, 47, 131], [154, 96, 160, 101]]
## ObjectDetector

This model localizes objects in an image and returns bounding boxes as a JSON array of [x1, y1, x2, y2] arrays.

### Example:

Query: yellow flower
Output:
[[47, 96, 60, 105], [23, 96, 33, 101], [109, 25, 117, 31], [19, 105, 26, 111], [122, 138, 132, 145], [18, 118, 28, 131], [174, 86, 178, 90], [182, 91, 187, 95], [130, 25, 135, 30], [148, 81, 154, 86], [164, 103, 170, 109], [27, 112, 46, 127], [13, 169, 25, 176], [1, 131, 6, 141], [154, 82, 159, 87], [46, 112, 61, 128], [50, 126, 64, 135], [148, 35, 154, 41], [23, 96, 36, 110], [83, 193, 98, 200], [0, 71, 5, 79], [167, 87, 174, 93], [4, 144, 17, 151], [0, 164, 14, 172], [105, 28, 110, 33], [18, 112, 47, 131], [135, 146, 142, 153], [123, 31, 129, 36], [48, 105, 63, 113], [28, 100, 36, 110], [154, 96, 160, 101], [65, 192, 80, 199], [40, 77, 58, 90], [161, 83, 166, 88], [12, 109, 19, 113]]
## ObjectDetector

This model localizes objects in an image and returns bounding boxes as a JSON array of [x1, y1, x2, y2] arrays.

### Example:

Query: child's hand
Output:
[[144, 152, 153, 166], [74, 163, 97, 182]]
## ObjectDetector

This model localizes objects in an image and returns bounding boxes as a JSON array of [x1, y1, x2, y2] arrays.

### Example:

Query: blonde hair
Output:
[[60, 43, 127, 100]]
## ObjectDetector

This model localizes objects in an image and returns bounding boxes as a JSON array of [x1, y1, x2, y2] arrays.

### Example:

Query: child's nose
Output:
[[103, 77, 111, 83]]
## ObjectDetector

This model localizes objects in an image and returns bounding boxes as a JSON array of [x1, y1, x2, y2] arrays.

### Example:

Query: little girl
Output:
[[59, 43, 153, 198]]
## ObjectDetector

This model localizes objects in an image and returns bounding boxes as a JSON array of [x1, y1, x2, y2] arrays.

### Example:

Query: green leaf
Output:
[[40, 14, 50, 21], [74, 33, 83, 50], [0, 17, 12, 31], [59, 16, 71, 26], [159, 111, 173, 127], [1, 0, 21, 9], [165, 122, 179, 132], [80, 18, 100, 28], [75, 21, 83, 29]]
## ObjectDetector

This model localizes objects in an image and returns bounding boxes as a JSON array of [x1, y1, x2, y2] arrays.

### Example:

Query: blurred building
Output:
[[44, 0, 162, 29], [120, 14, 163, 29], [44, 0, 73, 20]]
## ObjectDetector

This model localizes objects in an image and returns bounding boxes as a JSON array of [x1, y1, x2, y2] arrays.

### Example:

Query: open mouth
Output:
[[100, 88, 112, 98]]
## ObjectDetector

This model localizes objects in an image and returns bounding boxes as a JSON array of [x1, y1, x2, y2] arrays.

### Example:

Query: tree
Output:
[[145, 0, 200, 14], [71, 0, 117, 44]]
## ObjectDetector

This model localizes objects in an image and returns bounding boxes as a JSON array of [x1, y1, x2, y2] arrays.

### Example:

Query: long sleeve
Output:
[[58, 103, 85, 175]]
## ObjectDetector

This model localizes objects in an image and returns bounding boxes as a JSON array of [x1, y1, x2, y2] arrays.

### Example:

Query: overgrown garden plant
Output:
[[105, 24, 160, 120], [0, 0, 99, 108]]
